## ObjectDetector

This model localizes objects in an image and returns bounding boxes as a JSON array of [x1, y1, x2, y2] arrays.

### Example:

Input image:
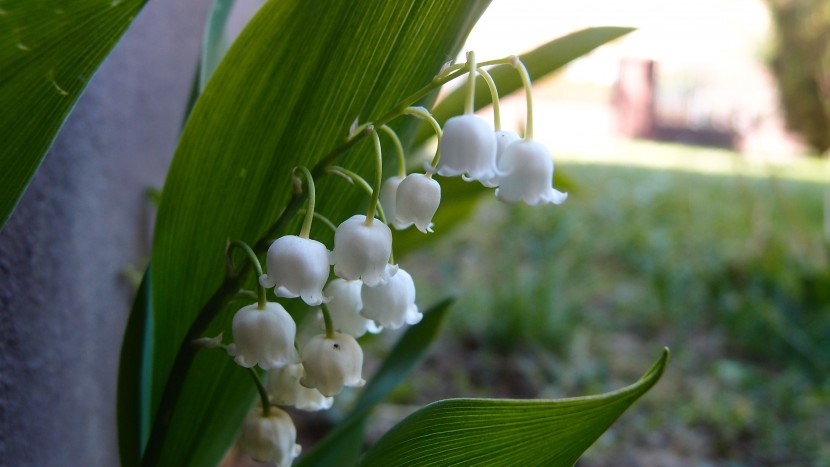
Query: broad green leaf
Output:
[[299, 299, 454, 467], [117, 266, 154, 467], [395, 27, 634, 254], [360, 348, 669, 466], [0, 0, 147, 229], [145, 2, 490, 465]]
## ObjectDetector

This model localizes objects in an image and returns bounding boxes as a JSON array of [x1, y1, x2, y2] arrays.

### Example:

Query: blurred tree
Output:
[[767, 0, 830, 155]]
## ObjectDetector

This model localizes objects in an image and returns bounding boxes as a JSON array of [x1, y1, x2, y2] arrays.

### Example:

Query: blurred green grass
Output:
[[405, 141, 830, 465]]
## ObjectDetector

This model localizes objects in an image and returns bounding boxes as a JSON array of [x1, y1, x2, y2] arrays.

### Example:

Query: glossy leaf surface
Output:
[[145, 1, 489, 465], [0, 0, 147, 228], [360, 348, 669, 466]]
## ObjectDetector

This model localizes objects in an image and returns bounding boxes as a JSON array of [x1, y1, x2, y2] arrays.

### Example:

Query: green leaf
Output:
[[299, 299, 454, 467], [0, 0, 147, 229], [117, 266, 154, 467], [145, 2, 490, 465], [359, 348, 669, 466]]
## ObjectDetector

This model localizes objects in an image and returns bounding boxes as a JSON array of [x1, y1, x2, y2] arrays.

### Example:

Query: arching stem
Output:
[[321, 304, 335, 339], [510, 55, 534, 140], [294, 167, 316, 239], [299, 210, 337, 234], [379, 125, 406, 178], [402, 106, 443, 170], [226, 239, 265, 309], [477, 66, 501, 131], [365, 127, 382, 225], [464, 50, 477, 115], [247, 368, 271, 417], [327, 166, 387, 224]]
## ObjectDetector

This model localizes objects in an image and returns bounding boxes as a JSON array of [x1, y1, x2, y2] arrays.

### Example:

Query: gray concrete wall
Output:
[[0, 0, 210, 464]]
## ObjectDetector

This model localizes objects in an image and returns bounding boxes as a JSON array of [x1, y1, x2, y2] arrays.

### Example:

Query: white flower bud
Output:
[[259, 235, 331, 306], [239, 407, 301, 466], [227, 302, 297, 370], [360, 268, 421, 329], [300, 332, 365, 397], [496, 140, 568, 205], [395, 173, 441, 233], [481, 130, 521, 188], [325, 279, 379, 337], [380, 176, 408, 230], [436, 115, 498, 184], [267, 363, 333, 411], [331, 214, 397, 286]]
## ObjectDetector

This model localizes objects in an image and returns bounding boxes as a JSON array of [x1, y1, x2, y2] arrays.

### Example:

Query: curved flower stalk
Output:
[[494, 56, 567, 205], [394, 173, 441, 233], [239, 407, 301, 466], [300, 332, 366, 397], [227, 302, 298, 370], [361, 267, 421, 329], [324, 279, 380, 337], [259, 167, 332, 305], [434, 52, 499, 184], [267, 363, 333, 411]]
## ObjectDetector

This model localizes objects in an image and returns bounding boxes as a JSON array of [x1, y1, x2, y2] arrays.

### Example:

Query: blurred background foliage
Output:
[[767, 0, 830, 154], [393, 141, 830, 465]]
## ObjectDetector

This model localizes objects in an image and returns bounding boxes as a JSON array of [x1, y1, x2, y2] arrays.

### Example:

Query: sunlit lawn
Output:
[[400, 140, 830, 465]]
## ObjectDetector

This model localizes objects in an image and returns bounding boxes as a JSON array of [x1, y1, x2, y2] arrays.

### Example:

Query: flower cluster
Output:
[[214, 51, 565, 465]]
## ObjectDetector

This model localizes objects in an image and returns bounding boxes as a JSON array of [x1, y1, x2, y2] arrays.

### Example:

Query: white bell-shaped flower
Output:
[[239, 407, 301, 466], [395, 173, 441, 233], [300, 332, 365, 397], [360, 268, 421, 329], [259, 235, 331, 306], [496, 140, 568, 205], [227, 302, 297, 370], [331, 214, 397, 286], [380, 176, 408, 230], [481, 130, 521, 188], [324, 279, 380, 337], [435, 115, 498, 184], [267, 363, 333, 411]]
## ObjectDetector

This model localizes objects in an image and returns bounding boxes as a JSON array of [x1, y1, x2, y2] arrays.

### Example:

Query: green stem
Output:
[[321, 304, 335, 339], [247, 368, 271, 417], [365, 128, 382, 225], [141, 55, 514, 467], [227, 239, 265, 309], [299, 210, 337, 234], [477, 66, 501, 131], [327, 166, 387, 224], [510, 55, 534, 140], [402, 106, 443, 169], [464, 50, 477, 115], [294, 167, 316, 239], [379, 125, 407, 178]]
